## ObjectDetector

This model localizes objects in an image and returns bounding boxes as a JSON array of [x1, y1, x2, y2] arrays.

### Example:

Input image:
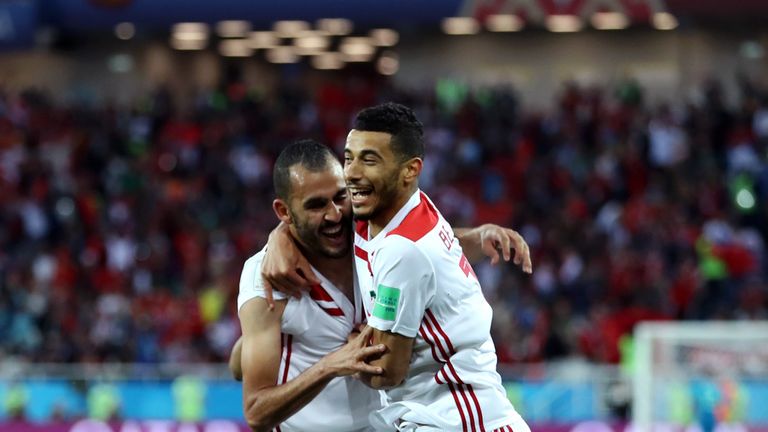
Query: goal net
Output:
[[632, 321, 768, 431]]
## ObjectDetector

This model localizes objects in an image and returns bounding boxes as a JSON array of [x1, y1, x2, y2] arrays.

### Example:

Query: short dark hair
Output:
[[353, 102, 424, 161], [273, 139, 336, 200]]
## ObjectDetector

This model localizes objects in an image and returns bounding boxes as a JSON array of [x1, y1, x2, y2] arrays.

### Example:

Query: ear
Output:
[[401, 158, 423, 185], [272, 199, 293, 225]]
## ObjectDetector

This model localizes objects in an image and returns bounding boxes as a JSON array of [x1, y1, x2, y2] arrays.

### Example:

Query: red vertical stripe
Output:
[[467, 384, 486, 431], [426, 309, 456, 353], [419, 325, 443, 364], [447, 381, 469, 432], [421, 317, 451, 361], [426, 309, 488, 432], [281, 335, 293, 384], [457, 383, 477, 432]]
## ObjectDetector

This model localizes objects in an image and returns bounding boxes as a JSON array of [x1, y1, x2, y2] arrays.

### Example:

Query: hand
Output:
[[261, 223, 320, 309], [347, 323, 366, 343], [321, 326, 386, 377], [478, 224, 533, 273]]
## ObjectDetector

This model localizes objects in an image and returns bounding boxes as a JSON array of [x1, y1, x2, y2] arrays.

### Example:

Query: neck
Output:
[[370, 185, 418, 238], [304, 249, 354, 299]]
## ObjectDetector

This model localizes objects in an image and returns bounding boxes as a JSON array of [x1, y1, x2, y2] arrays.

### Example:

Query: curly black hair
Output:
[[353, 102, 424, 161]]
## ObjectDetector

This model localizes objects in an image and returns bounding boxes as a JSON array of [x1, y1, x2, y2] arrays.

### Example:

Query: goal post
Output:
[[632, 321, 768, 431]]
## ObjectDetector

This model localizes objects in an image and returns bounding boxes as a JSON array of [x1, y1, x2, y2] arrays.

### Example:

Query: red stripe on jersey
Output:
[[355, 220, 368, 240], [309, 284, 334, 302], [281, 334, 293, 384], [447, 381, 469, 432], [275, 426, 281, 432], [457, 383, 477, 432], [426, 309, 456, 353], [467, 384, 486, 432], [419, 323, 444, 364], [354, 245, 368, 261], [386, 192, 439, 242], [427, 309, 487, 432], [421, 315, 451, 361], [354, 245, 373, 276], [323, 307, 345, 316]]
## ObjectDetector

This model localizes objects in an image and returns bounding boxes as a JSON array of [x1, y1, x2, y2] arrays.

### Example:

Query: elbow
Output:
[[245, 411, 272, 432], [229, 360, 243, 381], [244, 399, 273, 432]]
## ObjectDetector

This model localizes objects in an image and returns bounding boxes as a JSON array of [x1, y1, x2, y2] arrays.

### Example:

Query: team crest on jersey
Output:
[[372, 285, 399, 321]]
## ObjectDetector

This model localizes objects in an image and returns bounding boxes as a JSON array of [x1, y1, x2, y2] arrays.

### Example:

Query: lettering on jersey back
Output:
[[459, 254, 477, 280], [438, 224, 453, 250]]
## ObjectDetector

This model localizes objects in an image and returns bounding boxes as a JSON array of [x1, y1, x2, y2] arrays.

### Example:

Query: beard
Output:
[[351, 170, 401, 222], [291, 212, 351, 259]]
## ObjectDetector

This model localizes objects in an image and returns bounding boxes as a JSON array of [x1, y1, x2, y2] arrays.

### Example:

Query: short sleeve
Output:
[[237, 249, 288, 314], [367, 236, 435, 338]]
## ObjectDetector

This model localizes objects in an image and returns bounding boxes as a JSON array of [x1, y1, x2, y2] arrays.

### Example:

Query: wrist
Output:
[[315, 358, 339, 379]]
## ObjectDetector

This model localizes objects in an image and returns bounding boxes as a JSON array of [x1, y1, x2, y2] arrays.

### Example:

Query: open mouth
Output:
[[321, 223, 345, 240], [349, 188, 373, 205]]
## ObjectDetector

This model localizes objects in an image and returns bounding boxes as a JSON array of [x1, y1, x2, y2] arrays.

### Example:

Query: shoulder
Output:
[[238, 249, 287, 312], [386, 192, 440, 242], [374, 235, 433, 275], [240, 250, 265, 283]]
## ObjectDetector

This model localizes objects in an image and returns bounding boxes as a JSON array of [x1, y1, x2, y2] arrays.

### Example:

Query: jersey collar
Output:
[[366, 189, 422, 249]]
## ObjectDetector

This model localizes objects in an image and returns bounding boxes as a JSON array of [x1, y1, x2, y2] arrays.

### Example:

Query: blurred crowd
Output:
[[0, 74, 766, 364]]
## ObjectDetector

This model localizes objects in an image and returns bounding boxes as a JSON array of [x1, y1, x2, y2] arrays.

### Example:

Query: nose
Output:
[[325, 201, 343, 223], [344, 158, 361, 182]]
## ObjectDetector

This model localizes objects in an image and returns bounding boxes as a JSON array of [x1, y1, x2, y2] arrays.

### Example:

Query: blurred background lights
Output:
[[216, 20, 251, 38], [442, 17, 480, 35], [114, 22, 135, 40], [486, 14, 524, 32]]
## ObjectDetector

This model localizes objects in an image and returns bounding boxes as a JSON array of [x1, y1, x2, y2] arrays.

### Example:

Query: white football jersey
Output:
[[354, 191, 530, 432], [238, 250, 383, 432]]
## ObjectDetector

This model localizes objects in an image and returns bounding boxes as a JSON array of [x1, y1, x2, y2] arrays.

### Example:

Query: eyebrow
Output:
[[303, 196, 328, 209], [345, 149, 383, 160]]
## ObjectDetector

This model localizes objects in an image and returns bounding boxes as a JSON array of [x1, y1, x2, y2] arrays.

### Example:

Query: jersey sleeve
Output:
[[367, 236, 435, 338], [237, 249, 288, 314]]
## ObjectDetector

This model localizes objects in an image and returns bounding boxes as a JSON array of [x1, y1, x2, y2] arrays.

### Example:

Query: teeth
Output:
[[323, 225, 342, 234]]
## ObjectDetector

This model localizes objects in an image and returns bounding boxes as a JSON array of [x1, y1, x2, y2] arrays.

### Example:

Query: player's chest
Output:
[[352, 246, 376, 317]]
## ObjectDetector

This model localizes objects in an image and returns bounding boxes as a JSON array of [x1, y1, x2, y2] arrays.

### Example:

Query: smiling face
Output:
[[344, 129, 417, 228], [279, 160, 352, 259]]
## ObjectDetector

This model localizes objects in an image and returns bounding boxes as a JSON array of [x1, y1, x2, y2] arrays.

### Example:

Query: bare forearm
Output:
[[245, 362, 335, 431]]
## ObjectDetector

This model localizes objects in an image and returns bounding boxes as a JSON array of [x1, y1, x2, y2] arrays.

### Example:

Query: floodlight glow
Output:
[[486, 14, 523, 32], [172, 23, 209, 40], [370, 29, 399, 46], [545, 15, 583, 32], [170, 36, 206, 50], [652, 12, 678, 30], [736, 189, 756, 210], [591, 12, 628, 30], [248, 31, 279, 49], [115, 22, 135, 40], [312, 53, 345, 70], [377, 51, 399, 75], [340, 37, 375, 56], [274, 20, 310, 37], [266, 47, 299, 63], [442, 17, 480, 35], [219, 39, 252, 57], [316, 18, 353, 35], [216, 20, 251, 38]]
